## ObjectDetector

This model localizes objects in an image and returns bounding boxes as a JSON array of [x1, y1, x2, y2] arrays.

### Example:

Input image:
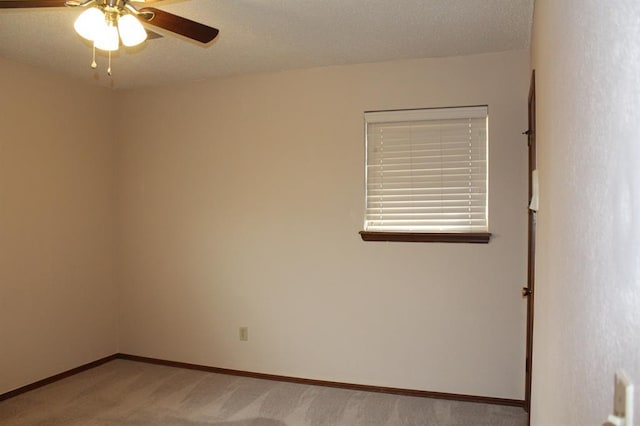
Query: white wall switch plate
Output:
[[604, 371, 634, 426]]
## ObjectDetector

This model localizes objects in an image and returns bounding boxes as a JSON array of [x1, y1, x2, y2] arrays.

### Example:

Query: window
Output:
[[360, 106, 490, 243]]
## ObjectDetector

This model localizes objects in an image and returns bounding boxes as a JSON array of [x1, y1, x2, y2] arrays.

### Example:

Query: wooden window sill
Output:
[[359, 231, 491, 243]]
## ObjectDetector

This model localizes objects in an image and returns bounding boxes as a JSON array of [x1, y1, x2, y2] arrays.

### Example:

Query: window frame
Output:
[[360, 106, 491, 244]]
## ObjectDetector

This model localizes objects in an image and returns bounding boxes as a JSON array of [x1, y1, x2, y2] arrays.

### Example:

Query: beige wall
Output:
[[530, 1, 640, 424], [116, 50, 530, 399], [0, 58, 119, 393]]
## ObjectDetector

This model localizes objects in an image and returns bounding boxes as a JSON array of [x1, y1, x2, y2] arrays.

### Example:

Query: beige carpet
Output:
[[0, 359, 527, 425]]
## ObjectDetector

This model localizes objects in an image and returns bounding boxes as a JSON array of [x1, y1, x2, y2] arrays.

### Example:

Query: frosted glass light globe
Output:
[[118, 14, 147, 47], [95, 22, 120, 51], [73, 7, 105, 41]]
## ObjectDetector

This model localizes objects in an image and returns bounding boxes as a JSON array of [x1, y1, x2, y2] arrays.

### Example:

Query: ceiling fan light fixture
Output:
[[73, 7, 104, 41], [118, 14, 147, 47], [5, 0, 220, 76]]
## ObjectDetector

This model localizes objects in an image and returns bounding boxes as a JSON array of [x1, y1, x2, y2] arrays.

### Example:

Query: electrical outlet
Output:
[[239, 327, 248, 341], [604, 371, 634, 426]]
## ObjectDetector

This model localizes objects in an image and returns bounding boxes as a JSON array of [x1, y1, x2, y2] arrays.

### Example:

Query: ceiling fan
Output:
[[0, 0, 219, 74]]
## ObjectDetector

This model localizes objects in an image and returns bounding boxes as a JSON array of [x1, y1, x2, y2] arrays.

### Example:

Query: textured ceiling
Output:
[[0, 0, 534, 89]]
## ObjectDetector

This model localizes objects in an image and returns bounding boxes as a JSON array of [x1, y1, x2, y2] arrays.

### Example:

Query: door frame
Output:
[[524, 70, 537, 419]]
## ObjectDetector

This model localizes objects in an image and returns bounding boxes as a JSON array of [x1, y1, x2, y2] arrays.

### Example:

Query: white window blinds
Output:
[[364, 106, 488, 233]]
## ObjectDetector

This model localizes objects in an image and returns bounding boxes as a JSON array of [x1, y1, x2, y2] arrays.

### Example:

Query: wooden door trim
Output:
[[524, 70, 537, 420]]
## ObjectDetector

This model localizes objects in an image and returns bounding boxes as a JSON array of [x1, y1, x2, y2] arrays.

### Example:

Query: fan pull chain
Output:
[[91, 43, 97, 69], [87, 44, 113, 77]]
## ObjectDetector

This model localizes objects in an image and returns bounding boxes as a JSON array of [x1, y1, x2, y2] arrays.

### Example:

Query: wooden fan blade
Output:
[[0, 0, 68, 7], [139, 7, 218, 44]]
